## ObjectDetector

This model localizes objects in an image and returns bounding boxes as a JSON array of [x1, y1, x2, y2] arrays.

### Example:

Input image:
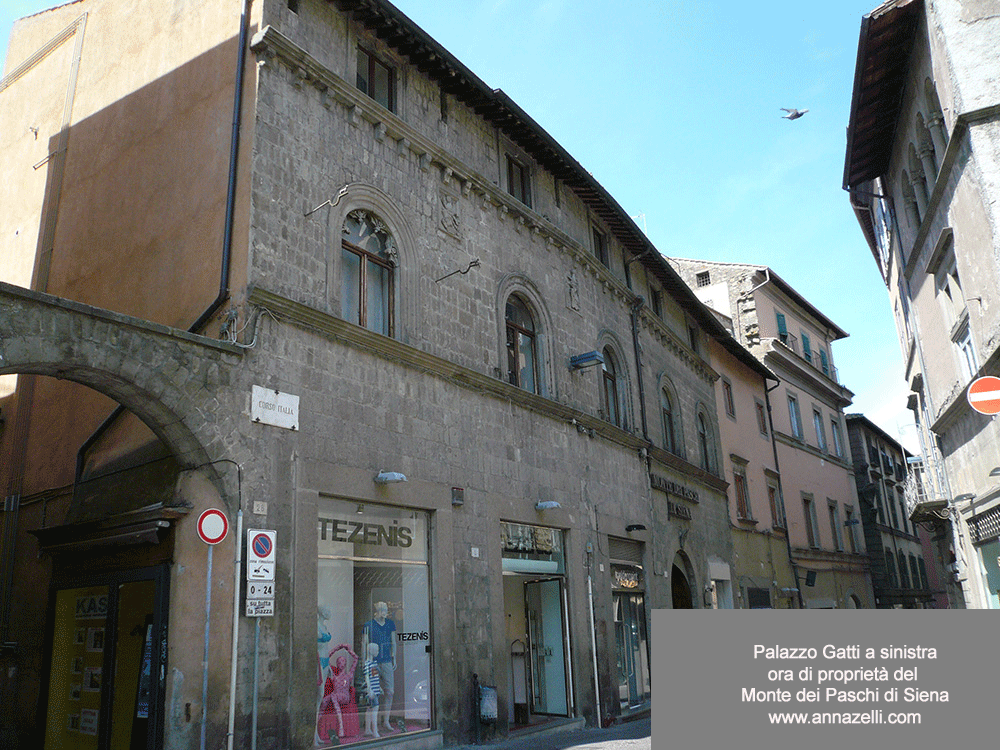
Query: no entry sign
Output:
[[196, 508, 229, 545], [968, 376, 1000, 415]]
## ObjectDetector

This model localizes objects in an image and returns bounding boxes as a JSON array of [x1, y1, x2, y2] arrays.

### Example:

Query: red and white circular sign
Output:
[[197, 508, 229, 545], [967, 376, 1000, 415]]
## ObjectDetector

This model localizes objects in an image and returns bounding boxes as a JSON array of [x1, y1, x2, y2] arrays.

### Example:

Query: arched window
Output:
[[661, 387, 677, 454], [697, 411, 716, 474], [342, 210, 395, 335], [602, 347, 620, 427], [505, 295, 538, 393]]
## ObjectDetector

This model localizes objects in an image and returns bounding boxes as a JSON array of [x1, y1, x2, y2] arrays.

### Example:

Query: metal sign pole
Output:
[[201, 542, 214, 750]]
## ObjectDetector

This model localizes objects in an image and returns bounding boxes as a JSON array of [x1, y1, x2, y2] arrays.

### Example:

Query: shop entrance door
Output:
[[614, 593, 649, 710], [42, 567, 167, 750], [523, 578, 568, 717]]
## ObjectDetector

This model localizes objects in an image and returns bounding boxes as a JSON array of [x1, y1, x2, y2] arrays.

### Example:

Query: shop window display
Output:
[[316, 500, 431, 746]]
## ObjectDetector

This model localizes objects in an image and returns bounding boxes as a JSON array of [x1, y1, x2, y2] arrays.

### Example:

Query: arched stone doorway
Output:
[[671, 564, 693, 608]]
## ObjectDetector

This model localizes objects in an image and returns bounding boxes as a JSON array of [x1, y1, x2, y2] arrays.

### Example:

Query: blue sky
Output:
[[1, 0, 918, 449]]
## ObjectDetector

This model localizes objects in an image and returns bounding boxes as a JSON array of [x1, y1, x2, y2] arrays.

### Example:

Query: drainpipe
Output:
[[73, 0, 251, 485], [765, 381, 804, 609], [629, 296, 649, 442], [587, 572, 601, 728]]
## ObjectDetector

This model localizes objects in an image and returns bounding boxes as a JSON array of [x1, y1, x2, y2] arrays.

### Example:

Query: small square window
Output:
[[651, 289, 662, 319], [506, 156, 531, 207], [592, 227, 609, 267], [357, 48, 394, 111], [696, 271, 711, 287]]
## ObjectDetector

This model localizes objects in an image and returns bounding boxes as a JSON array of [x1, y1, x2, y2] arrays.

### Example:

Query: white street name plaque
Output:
[[250, 385, 299, 430]]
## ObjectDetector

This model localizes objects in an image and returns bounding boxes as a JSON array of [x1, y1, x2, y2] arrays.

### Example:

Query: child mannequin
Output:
[[363, 642, 382, 738]]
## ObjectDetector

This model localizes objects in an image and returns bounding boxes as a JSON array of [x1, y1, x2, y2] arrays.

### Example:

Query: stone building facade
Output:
[[702, 316, 797, 609], [669, 260, 873, 609], [844, 0, 1000, 608], [0, 1, 756, 748], [845, 414, 937, 607]]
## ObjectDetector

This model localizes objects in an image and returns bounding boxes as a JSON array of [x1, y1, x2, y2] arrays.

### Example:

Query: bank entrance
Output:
[[501, 522, 571, 728]]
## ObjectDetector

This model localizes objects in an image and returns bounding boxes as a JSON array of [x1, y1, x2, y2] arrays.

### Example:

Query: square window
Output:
[[592, 227, 609, 267], [356, 48, 394, 111], [696, 271, 711, 287], [506, 156, 531, 207]]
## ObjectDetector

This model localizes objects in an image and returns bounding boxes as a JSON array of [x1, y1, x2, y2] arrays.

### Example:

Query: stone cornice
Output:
[[773, 430, 854, 472], [248, 286, 655, 446], [761, 339, 854, 408]]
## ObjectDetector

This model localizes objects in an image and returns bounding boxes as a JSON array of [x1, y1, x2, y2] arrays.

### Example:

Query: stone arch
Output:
[[325, 182, 419, 342], [595, 330, 634, 431], [655, 371, 685, 458], [496, 274, 556, 399], [0, 285, 239, 473]]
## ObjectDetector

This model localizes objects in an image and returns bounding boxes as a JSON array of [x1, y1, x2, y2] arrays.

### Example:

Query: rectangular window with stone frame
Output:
[[356, 47, 395, 111], [506, 155, 531, 207]]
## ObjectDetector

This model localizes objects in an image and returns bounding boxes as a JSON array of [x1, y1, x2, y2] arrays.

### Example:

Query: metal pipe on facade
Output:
[[587, 573, 601, 728], [228, 507, 243, 750], [73, 0, 251, 483], [765, 381, 804, 609]]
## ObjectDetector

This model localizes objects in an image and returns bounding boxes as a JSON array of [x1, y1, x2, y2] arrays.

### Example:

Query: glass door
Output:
[[43, 569, 166, 750], [614, 593, 650, 710], [523, 578, 568, 716]]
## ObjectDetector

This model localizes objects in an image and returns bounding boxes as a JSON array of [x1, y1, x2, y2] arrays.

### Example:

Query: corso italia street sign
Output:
[[967, 376, 1000, 415]]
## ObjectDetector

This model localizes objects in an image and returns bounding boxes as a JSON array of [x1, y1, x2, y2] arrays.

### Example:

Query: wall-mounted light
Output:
[[356, 504, 364, 515], [569, 351, 604, 370], [954, 493, 975, 504], [625, 524, 646, 533], [374, 470, 407, 484], [990, 467, 1000, 477], [535, 501, 561, 511]]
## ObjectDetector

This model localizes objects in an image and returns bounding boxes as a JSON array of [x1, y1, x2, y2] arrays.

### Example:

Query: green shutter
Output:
[[776, 312, 787, 337], [802, 333, 811, 362], [819, 349, 829, 376]]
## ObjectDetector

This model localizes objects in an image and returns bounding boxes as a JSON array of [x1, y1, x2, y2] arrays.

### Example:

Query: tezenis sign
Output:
[[319, 517, 413, 548]]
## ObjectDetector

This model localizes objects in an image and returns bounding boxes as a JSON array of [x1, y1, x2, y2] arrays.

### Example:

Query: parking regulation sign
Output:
[[247, 529, 276, 581], [968, 376, 1000, 415]]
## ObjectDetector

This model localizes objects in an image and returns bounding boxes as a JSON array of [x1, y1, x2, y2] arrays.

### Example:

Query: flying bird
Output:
[[781, 108, 809, 120]]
